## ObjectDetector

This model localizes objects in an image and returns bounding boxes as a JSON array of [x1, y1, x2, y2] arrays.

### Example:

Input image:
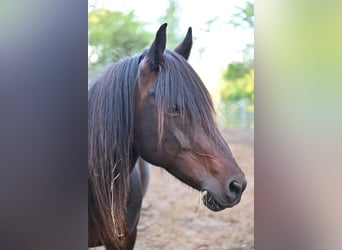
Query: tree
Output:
[[221, 1, 254, 102], [88, 9, 153, 69], [221, 68, 254, 101], [230, 1, 254, 29]]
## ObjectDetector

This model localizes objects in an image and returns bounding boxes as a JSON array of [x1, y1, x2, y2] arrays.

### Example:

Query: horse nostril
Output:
[[226, 179, 247, 203], [229, 180, 243, 195]]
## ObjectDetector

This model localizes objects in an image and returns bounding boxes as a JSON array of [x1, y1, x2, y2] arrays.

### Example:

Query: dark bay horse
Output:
[[88, 23, 247, 250]]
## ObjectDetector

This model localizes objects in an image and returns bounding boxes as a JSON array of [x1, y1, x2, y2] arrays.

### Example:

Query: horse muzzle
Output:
[[202, 179, 247, 211]]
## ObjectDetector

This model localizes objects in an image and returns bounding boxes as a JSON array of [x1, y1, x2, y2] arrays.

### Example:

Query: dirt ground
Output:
[[134, 129, 254, 250]]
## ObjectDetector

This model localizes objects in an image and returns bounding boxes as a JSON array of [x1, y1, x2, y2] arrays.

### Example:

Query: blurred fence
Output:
[[217, 99, 254, 129]]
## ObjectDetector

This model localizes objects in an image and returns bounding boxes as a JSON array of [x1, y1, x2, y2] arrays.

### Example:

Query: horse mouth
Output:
[[202, 191, 237, 212]]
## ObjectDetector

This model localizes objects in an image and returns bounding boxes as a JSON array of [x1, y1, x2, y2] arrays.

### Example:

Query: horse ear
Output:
[[174, 27, 192, 60], [146, 23, 167, 71]]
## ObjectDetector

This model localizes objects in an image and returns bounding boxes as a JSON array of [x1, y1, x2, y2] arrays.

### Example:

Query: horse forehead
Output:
[[137, 63, 158, 96], [139, 58, 157, 79]]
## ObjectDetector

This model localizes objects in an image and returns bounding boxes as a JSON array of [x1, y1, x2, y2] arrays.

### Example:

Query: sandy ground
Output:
[[93, 129, 254, 250], [134, 129, 254, 250]]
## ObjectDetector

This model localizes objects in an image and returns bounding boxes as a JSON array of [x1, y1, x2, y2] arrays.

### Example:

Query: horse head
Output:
[[134, 24, 247, 211]]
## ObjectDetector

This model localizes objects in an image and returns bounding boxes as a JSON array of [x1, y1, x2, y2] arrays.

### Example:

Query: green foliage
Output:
[[220, 1, 254, 103], [221, 68, 254, 101], [230, 1, 254, 29], [88, 9, 153, 66], [224, 62, 251, 80]]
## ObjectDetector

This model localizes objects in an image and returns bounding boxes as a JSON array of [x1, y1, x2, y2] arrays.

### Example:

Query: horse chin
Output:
[[202, 191, 237, 212]]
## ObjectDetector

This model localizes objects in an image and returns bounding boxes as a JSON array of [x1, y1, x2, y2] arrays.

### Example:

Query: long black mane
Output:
[[88, 49, 224, 248], [88, 55, 141, 248]]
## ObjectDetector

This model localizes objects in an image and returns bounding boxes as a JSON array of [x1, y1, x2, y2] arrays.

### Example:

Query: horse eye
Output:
[[171, 104, 180, 113], [149, 88, 155, 96]]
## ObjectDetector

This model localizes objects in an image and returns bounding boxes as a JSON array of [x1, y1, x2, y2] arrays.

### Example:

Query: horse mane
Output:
[[156, 50, 226, 149], [88, 54, 141, 248]]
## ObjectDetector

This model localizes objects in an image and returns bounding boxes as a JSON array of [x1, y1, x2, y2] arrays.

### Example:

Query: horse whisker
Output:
[[111, 159, 122, 173], [113, 173, 120, 181]]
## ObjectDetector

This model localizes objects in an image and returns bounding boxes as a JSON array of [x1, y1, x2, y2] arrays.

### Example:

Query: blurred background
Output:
[[88, 0, 254, 131]]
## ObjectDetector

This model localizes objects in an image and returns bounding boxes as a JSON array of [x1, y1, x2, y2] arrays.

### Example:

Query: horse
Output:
[[88, 23, 247, 250]]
